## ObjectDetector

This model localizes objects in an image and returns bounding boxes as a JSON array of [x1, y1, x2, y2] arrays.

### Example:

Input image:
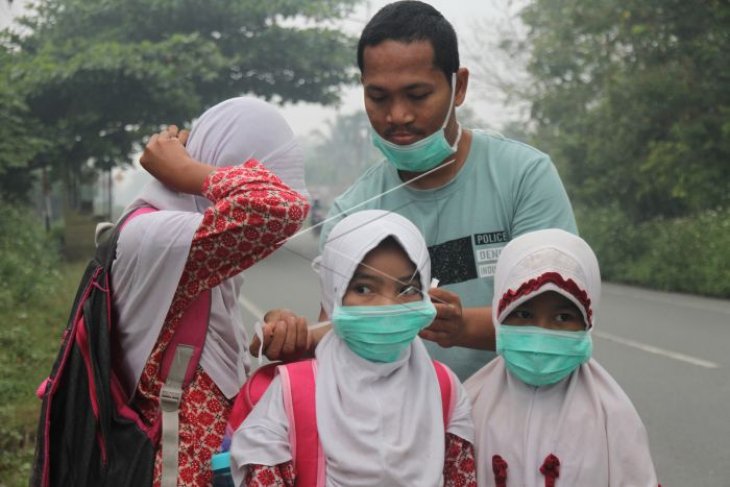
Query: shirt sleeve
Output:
[[511, 155, 578, 238], [170, 160, 309, 319], [230, 375, 293, 486], [243, 463, 296, 487], [443, 433, 477, 487], [446, 368, 475, 444]]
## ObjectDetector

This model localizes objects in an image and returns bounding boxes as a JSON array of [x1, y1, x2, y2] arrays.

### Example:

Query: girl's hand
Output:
[[250, 309, 313, 362], [140, 125, 213, 194]]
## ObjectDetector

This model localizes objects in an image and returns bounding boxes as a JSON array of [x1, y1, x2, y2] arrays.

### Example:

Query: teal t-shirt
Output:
[[319, 130, 578, 380]]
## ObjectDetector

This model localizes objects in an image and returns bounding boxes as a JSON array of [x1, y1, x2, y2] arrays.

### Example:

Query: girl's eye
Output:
[[555, 312, 579, 323], [511, 309, 531, 320], [352, 284, 373, 295]]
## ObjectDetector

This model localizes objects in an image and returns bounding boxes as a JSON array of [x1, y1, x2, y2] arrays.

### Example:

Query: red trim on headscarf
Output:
[[492, 455, 508, 487], [539, 454, 560, 487], [498, 271, 592, 323]]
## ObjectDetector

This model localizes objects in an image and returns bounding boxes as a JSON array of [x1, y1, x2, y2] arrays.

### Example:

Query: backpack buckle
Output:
[[160, 385, 183, 412]]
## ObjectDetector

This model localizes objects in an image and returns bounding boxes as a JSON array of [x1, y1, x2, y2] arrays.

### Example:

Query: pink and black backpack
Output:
[[31, 207, 211, 487]]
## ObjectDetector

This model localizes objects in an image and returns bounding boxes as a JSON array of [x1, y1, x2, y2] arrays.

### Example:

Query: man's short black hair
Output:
[[357, 1, 460, 81]]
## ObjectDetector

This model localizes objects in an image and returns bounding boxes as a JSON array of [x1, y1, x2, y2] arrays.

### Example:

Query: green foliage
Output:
[[577, 205, 730, 297], [0, 202, 60, 308], [513, 0, 729, 221], [2, 0, 361, 200], [0, 49, 49, 202], [0, 202, 78, 486]]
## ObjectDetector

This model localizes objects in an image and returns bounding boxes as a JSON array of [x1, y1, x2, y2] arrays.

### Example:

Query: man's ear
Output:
[[454, 67, 469, 107]]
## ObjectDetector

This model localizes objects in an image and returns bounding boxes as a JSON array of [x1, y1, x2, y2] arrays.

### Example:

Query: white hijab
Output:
[[111, 97, 307, 398], [465, 229, 658, 486], [315, 210, 473, 486]]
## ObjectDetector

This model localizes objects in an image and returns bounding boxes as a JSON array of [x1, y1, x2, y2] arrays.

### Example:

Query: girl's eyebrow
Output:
[[350, 272, 420, 286], [350, 271, 383, 283]]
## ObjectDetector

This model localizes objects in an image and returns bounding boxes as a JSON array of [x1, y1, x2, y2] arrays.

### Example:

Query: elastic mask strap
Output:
[[441, 73, 458, 130], [254, 321, 265, 367], [441, 72, 462, 149]]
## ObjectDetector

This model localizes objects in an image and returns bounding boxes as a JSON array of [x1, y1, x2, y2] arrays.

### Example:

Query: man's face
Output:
[[361, 40, 464, 145]]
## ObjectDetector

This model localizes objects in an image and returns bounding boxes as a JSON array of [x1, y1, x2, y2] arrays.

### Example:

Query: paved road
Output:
[[594, 284, 730, 486], [239, 232, 730, 486]]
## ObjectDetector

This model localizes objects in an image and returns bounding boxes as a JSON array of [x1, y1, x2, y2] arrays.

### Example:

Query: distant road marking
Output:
[[594, 331, 720, 369]]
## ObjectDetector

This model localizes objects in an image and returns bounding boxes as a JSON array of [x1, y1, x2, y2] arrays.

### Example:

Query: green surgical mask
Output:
[[332, 300, 436, 363], [496, 325, 592, 387], [370, 74, 462, 173]]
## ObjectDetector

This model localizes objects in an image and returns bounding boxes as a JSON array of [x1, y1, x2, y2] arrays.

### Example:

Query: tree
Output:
[[0, 47, 48, 202], [3, 0, 361, 203], [496, 0, 729, 221]]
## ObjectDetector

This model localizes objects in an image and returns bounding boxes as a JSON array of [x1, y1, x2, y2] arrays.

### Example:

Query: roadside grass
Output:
[[0, 259, 86, 487]]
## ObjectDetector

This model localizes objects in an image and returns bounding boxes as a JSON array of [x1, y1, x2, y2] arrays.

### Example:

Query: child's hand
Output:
[[249, 309, 312, 361], [140, 125, 213, 194], [420, 288, 466, 348]]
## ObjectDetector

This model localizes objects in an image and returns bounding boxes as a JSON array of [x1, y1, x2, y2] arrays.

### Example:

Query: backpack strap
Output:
[[114, 206, 211, 487], [432, 360, 456, 428], [158, 290, 211, 487], [278, 359, 325, 487], [272, 359, 454, 487]]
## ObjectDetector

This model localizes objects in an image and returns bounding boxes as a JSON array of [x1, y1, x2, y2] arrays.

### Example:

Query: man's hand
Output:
[[419, 287, 466, 348], [140, 125, 210, 194], [249, 309, 312, 362]]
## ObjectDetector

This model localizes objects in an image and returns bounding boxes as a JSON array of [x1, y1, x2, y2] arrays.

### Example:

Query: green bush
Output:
[[0, 202, 80, 486], [0, 203, 60, 308], [577, 206, 730, 297]]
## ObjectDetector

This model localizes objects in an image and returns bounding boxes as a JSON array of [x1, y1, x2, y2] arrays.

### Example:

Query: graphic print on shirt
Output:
[[427, 230, 508, 285], [473, 230, 508, 279]]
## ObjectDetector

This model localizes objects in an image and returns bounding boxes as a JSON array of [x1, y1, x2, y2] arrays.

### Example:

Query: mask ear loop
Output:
[[320, 245, 446, 311], [280, 237, 450, 319], [283, 199, 452, 308], [278, 158, 457, 246]]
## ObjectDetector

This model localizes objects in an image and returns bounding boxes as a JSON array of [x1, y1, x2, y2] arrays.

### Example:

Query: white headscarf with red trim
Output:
[[465, 229, 659, 487]]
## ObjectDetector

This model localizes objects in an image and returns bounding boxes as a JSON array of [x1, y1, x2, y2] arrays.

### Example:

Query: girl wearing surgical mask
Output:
[[230, 210, 476, 486], [464, 229, 659, 487]]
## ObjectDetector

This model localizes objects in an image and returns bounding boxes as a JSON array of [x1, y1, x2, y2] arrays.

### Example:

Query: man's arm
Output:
[[512, 155, 578, 237]]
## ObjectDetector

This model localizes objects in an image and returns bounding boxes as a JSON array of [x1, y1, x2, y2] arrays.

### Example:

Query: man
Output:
[[258, 1, 576, 380], [320, 0, 577, 379]]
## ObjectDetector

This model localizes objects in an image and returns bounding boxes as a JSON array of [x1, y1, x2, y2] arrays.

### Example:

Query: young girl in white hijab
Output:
[[465, 229, 659, 487], [230, 210, 476, 486], [111, 97, 310, 487]]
